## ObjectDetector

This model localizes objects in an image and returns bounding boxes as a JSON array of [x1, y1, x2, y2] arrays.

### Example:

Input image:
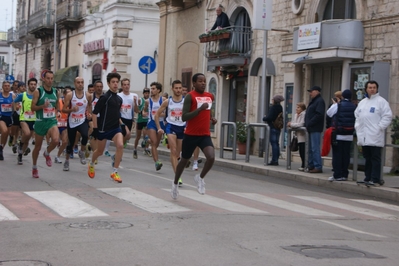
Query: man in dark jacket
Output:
[[326, 89, 356, 181], [305, 86, 325, 173], [210, 5, 231, 30]]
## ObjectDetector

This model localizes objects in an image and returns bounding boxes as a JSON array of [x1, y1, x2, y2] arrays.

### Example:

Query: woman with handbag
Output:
[[287, 102, 307, 171]]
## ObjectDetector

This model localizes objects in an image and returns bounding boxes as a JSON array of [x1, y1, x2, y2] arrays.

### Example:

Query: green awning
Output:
[[53, 65, 79, 87]]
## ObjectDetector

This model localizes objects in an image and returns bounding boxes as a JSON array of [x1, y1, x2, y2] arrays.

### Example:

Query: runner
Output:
[[0, 81, 16, 161], [133, 88, 151, 159], [30, 70, 60, 178], [62, 77, 92, 171], [155, 80, 185, 184], [54, 88, 71, 164], [13, 78, 37, 164], [144, 82, 165, 171], [11, 82, 25, 153], [117, 78, 139, 150], [171, 73, 217, 199], [87, 80, 104, 158], [88, 72, 124, 183]]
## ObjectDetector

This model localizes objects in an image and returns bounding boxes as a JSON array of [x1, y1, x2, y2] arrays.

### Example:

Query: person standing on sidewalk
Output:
[[327, 89, 356, 182], [88, 72, 124, 183], [171, 73, 217, 199], [304, 86, 325, 173], [354, 80, 392, 186], [30, 70, 60, 178], [287, 102, 306, 171], [263, 95, 284, 166]]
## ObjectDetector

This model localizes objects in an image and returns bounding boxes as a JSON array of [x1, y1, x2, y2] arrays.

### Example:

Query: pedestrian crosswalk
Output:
[[1, 187, 399, 222]]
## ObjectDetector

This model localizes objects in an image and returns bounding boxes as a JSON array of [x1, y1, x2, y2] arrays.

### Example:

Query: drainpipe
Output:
[[65, 29, 69, 67], [24, 0, 31, 81]]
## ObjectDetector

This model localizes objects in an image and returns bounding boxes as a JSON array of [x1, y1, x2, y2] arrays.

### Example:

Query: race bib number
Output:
[[58, 118, 67, 127], [44, 107, 56, 118], [71, 113, 84, 124], [24, 111, 35, 120], [121, 104, 132, 113], [1, 104, 12, 112], [170, 109, 182, 122], [196, 97, 212, 110]]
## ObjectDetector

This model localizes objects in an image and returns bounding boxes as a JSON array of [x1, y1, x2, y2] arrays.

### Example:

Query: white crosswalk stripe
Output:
[[293, 196, 399, 221], [99, 187, 190, 213], [24, 191, 108, 218], [228, 192, 341, 217], [350, 199, 399, 212], [177, 190, 266, 213], [0, 203, 19, 221]]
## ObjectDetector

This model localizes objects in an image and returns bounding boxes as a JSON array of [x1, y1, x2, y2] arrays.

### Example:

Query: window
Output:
[[323, 0, 356, 20]]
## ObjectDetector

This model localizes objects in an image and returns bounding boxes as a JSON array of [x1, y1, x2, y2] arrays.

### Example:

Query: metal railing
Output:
[[286, 127, 308, 170], [18, 20, 28, 39], [205, 26, 252, 59], [246, 123, 270, 165], [7, 28, 17, 43], [28, 8, 54, 32], [57, 0, 82, 22], [220, 122, 237, 160]]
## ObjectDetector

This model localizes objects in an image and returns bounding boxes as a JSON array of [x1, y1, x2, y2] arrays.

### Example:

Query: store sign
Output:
[[253, 0, 273, 30], [83, 38, 110, 54], [297, 22, 321, 50]]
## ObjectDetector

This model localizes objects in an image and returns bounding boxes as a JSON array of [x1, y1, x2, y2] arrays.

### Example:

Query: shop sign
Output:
[[83, 38, 110, 54], [297, 22, 321, 50]]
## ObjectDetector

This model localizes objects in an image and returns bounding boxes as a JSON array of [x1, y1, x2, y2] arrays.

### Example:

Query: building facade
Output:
[[156, 0, 398, 168]]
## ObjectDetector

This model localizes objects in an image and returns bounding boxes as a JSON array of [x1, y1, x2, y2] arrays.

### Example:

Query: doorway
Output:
[[312, 64, 342, 103]]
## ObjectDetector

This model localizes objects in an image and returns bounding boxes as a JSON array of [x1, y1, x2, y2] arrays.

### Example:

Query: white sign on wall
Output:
[[297, 22, 321, 50], [253, 0, 273, 30]]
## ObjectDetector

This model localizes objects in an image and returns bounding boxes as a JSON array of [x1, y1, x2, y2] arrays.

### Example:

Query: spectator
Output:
[[210, 5, 230, 30], [305, 86, 325, 173], [263, 95, 284, 165], [354, 80, 392, 186], [327, 89, 356, 182], [287, 102, 307, 171], [322, 90, 342, 156]]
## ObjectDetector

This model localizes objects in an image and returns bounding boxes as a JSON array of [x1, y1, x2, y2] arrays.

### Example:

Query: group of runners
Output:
[[0, 71, 217, 199]]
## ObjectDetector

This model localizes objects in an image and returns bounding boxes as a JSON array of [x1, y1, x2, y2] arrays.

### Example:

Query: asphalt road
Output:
[[1, 145, 399, 266]]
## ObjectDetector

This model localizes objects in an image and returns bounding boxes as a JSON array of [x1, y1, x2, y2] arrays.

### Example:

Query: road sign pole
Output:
[[145, 74, 148, 88]]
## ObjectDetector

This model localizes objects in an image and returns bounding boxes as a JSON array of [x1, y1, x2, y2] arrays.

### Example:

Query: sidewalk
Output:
[[125, 142, 399, 202]]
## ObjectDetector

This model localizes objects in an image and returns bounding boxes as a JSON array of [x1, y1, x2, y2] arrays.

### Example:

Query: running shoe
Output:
[[171, 183, 179, 199], [24, 147, 31, 156], [178, 178, 183, 187], [133, 150, 138, 159], [32, 168, 39, 178], [88, 162, 95, 178], [54, 156, 62, 164], [85, 145, 91, 158], [198, 159, 203, 164], [63, 161, 69, 171], [78, 150, 86, 165], [73, 145, 78, 154], [141, 140, 147, 148], [194, 174, 205, 195], [17, 154, 23, 165], [192, 161, 198, 171], [0, 146, 3, 160], [110, 172, 122, 183], [12, 145, 17, 154], [70, 153, 74, 159], [123, 141, 127, 148], [8, 136, 13, 147], [155, 161, 163, 171], [145, 149, 152, 157], [105, 151, 111, 157], [43, 151, 52, 167]]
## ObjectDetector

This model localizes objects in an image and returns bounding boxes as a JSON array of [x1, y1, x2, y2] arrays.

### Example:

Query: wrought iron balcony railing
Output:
[[18, 20, 28, 39], [7, 28, 17, 43], [57, 0, 83, 23], [202, 26, 252, 60], [28, 8, 54, 33]]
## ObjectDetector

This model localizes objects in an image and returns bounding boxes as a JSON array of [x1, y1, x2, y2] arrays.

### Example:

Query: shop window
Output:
[[323, 0, 356, 20], [208, 78, 217, 133]]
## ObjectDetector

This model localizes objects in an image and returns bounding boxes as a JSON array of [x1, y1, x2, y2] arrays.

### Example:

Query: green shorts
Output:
[[34, 119, 58, 136]]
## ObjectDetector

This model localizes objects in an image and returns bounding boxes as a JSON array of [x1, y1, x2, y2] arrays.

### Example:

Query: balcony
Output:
[[7, 28, 24, 48], [282, 20, 364, 64], [18, 20, 28, 39], [202, 26, 252, 67], [28, 8, 54, 38], [56, 0, 83, 29]]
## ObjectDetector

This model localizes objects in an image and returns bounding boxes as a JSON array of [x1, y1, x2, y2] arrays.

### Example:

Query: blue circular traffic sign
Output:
[[138, 56, 156, 74], [5, 75, 15, 83]]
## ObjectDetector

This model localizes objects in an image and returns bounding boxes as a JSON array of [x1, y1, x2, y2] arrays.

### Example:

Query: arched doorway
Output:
[[92, 63, 102, 84]]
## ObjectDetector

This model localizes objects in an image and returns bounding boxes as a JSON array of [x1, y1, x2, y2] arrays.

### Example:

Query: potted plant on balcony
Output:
[[218, 29, 231, 39], [199, 33, 209, 43], [391, 115, 399, 145], [234, 121, 255, 154]]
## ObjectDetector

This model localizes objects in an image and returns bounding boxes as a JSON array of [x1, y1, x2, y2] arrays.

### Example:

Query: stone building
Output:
[[156, 0, 398, 168], [7, 0, 159, 94]]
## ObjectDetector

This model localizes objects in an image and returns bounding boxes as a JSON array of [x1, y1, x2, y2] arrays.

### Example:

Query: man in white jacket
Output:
[[354, 80, 392, 186]]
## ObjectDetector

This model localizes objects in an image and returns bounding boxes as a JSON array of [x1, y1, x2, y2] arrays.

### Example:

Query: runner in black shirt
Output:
[[88, 72, 124, 183]]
